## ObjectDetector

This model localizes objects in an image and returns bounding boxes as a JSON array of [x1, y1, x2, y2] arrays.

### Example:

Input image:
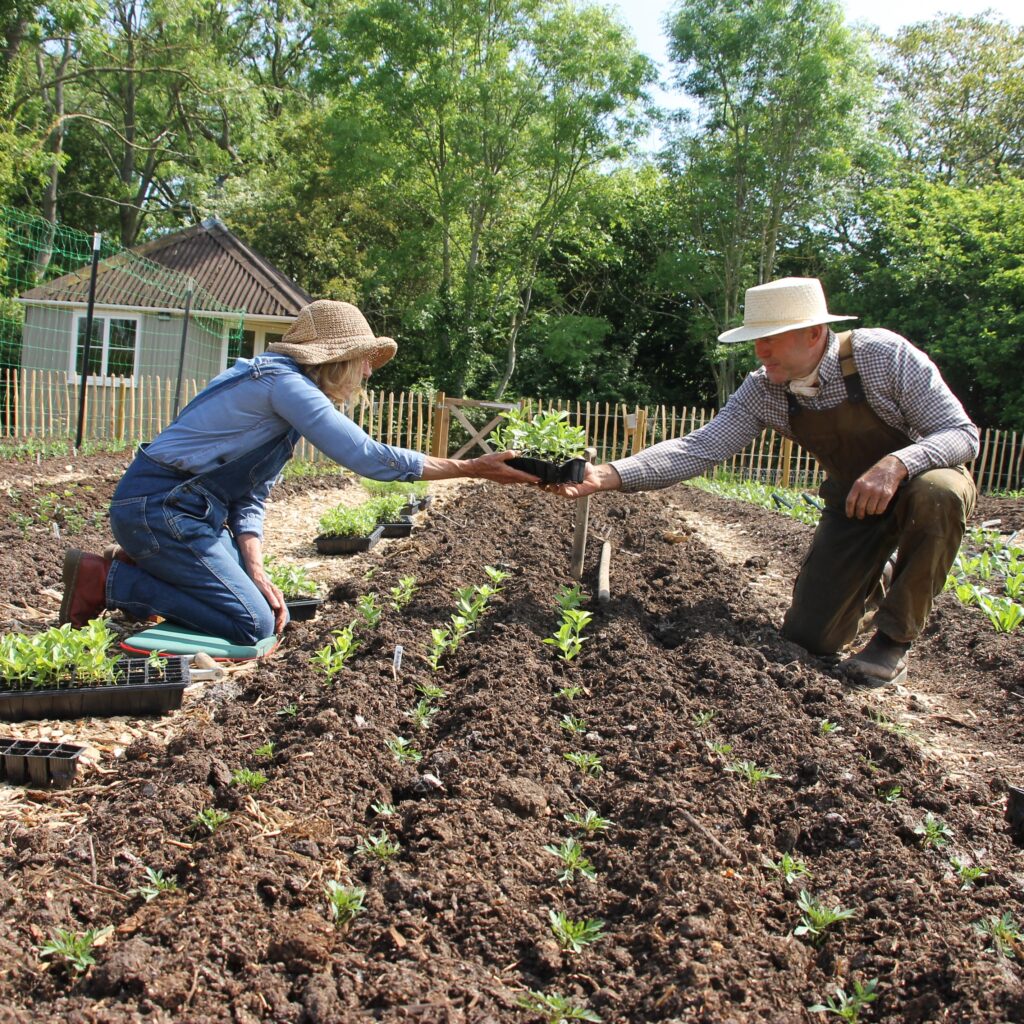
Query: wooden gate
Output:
[[429, 394, 520, 458]]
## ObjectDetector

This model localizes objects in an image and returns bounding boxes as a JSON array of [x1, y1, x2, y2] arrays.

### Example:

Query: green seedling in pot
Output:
[[761, 852, 810, 885], [0, 620, 121, 690], [356, 831, 401, 861], [516, 989, 601, 1023], [489, 408, 587, 463], [231, 768, 267, 792], [793, 890, 856, 945], [131, 867, 179, 902], [564, 809, 614, 835], [386, 736, 423, 764], [390, 576, 417, 610], [325, 881, 366, 927], [548, 910, 605, 953], [564, 751, 602, 776], [190, 808, 230, 835], [318, 502, 379, 538], [146, 650, 168, 674], [950, 857, 989, 890], [263, 557, 321, 599], [915, 812, 952, 849], [974, 911, 1023, 957], [809, 978, 878, 1023], [38, 926, 113, 975], [544, 838, 597, 883]]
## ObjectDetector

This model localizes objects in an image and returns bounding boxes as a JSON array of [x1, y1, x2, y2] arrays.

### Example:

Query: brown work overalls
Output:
[[780, 332, 976, 656]]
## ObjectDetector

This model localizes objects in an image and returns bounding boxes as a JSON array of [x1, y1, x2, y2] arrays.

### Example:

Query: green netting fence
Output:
[[0, 205, 245, 444]]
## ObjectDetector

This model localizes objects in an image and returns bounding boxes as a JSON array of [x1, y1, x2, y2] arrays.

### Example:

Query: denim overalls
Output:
[[107, 359, 300, 644]]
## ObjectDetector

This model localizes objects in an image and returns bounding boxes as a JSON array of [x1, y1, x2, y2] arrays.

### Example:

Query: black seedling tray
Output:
[[400, 495, 432, 516], [505, 456, 587, 484], [380, 517, 414, 539], [0, 737, 84, 788], [0, 656, 190, 722], [314, 526, 385, 555], [286, 597, 323, 622]]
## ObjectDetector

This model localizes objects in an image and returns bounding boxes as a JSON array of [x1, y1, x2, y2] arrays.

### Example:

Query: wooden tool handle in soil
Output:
[[598, 539, 612, 603], [569, 447, 598, 581]]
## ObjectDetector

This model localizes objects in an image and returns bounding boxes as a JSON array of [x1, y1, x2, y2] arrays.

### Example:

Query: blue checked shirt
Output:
[[611, 328, 979, 492]]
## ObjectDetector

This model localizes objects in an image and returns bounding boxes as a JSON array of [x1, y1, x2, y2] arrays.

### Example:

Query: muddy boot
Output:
[[58, 549, 110, 627], [841, 630, 910, 688], [102, 543, 136, 566]]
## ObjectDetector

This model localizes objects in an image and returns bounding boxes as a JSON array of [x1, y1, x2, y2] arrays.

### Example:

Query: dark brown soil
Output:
[[1, 453, 1023, 1023]]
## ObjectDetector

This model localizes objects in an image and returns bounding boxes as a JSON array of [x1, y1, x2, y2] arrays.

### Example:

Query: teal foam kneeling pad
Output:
[[120, 622, 278, 661]]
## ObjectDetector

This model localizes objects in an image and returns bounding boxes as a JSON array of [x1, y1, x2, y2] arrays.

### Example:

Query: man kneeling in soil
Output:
[[550, 277, 978, 687]]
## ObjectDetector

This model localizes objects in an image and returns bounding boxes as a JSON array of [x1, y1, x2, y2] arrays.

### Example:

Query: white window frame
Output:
[[69, 312, 141, 385], [219, 325, 287, 372]]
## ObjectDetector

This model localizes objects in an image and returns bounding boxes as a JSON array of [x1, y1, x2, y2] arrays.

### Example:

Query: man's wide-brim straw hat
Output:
[[718, 277, 857, 344], [267, 300, 397, 368]]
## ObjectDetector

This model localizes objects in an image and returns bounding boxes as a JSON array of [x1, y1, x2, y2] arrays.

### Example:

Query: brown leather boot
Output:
[[102, 543, 136, 566], [58, 549, 110, 627], [841, 631, 910, 688]]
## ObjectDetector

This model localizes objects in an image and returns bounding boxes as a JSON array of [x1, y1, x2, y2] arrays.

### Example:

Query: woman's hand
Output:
[[420, 450, 541, 485], [238, 532, 288, 632]]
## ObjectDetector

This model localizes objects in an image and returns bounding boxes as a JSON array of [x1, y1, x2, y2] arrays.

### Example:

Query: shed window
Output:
[[72, 315, 139, 381]]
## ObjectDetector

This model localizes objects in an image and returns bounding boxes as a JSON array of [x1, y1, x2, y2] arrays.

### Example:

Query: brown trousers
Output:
[[781, 466, 976, 655]]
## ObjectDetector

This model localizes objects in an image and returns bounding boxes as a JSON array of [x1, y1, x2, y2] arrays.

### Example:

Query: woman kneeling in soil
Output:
[[58, 300, 537, 644]]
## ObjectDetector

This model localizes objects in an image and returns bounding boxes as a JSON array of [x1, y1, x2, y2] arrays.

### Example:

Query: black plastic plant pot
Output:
[[505, 456, 587, 484], [399, 495, 432, 516], [1, 738, 85, 788], [1007, 786, 1024, 842], [380, 517, 414, 539], [0, 656, 190, 722], [314, 526, 385, 555], [285, 597, 323, 622]]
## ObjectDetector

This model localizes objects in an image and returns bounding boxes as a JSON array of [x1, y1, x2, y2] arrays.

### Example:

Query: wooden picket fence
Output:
[[2, 368, 1022, 494]]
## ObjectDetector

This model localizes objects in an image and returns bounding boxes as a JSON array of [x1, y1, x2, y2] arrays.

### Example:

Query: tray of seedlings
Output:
[[488, 408, 588, 483], [314, 503, 385, 554], [264, 557, 325, 622]]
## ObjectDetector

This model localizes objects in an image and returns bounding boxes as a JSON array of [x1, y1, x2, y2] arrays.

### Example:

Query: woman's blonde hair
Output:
[[306, 358, 366, 407]]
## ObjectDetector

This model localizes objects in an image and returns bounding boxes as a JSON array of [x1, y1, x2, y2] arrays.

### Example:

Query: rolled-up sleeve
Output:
[[611, 377, 766, 491], [270, 372, 425, 481]]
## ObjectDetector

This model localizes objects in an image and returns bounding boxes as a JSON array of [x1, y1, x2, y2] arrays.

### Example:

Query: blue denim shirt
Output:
[[144, 354, 425, 537]]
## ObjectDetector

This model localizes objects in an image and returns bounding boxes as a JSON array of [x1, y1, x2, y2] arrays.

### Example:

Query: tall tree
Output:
[[664, 0, 874, 401]]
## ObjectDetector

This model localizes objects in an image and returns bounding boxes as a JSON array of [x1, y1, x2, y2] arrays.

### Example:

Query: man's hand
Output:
[[845, 455, 909, 519], [544, 463, 622, 499]]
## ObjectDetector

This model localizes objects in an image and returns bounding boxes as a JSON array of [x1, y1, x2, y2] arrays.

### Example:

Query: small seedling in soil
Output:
[[448, 613, 473, 649], [325, 881, 366, 927], [794, 890, 856, 945], [977, 594, 1024, 633], [868, 709, 910, 737], [386, 736, 423, 764], [859, 756, 880, 774], [371, 800, 396, 817], [356, 831, 401, 861], [564, 809, 614, 835], [131, 867, 179, 902], [809, 978, 878, 1022], [38, 926, 113, 975], [484, 565, 511, 587], [277, 702, 299, 718], [691, 710, 715, 728], [253, 741, 275, 760], [544, 838, 597, 883], [560, 714, 587, 735], [355, 593, 383, 629], [231, 768, 268, 792], [564, 751, 603, 776], [405, 698, 437, 732], [974, 911, 1024, 957], [415, 681, 447, 700], [516, 988, 601, 1022], [725, 760, 781, 786], [426, 627, 452, 670], [950, 857, 990, 890], [819, 719, 840, 735], [915, 812, 952, 849], [879, 785, 903, 803], [554, 584, 588, 611], [548, 910, 605, 953], [706, 739, 734, 757], [557, 685, 584, 700], [389, 576, 417, 611], [190, 808, 230, 835], [761, 853, 810, 884], [313, 626, 361, 679]]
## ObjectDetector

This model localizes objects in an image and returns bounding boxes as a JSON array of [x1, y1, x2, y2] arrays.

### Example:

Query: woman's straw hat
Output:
[[718, 277, 856, 344], [268, 300, 397, 368]]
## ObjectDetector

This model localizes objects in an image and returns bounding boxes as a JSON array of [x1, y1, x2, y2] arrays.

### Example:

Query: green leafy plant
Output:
[[317, 502, 380, 538], [557, 685, 584, 700], [405, 698, 437, 732], [484, 565, 511, 587], [976, 594, 1024, 633], [705, 739, 734, 757], [231, 768, 268, 792], [371, 800, 396, 817], [325, 881, 366, 927], [950, 857, 989, 890], [415, 681, 446, 700], [879, 785, 903, 803], [356, 831, 401, 861], [975, 911, 1023, 957], [544, 838, 597, 883], [809, 978, 878, 1022], [691, 709, 715, 728], [359, 477, 429, 499], [564, 809, 614, 835], [131, 867, 179, 902], [390, 576, 417, 610], [490, 408, 587, 462], [725, 759, 781, 786], [263, 557, 322, 599], [190, 808, 230, 835], [544, 608, 594, 662], [554, 584, 588, 611], [253, 741, 276, 761], [38, 925, 113, 975], [365, 493, 408, 525], [794, 890, 856, 945], [355, 593, 383, 629], [915, 812, 952, 849], [868, 709, 910, 737], [426, 627, 452, 670], [762, 853, 810, 884], [146, 650, 168, 674], [516, 989, 601, 1022], [560, 714, 587, 735], [277, 702, 299, 718], [548, 910, 605, 953], [386, 736, 423, 764], [819, 719, 840, 735], [0, 620, 121, 691], [564, 751, 603, 776], [313, 625, 361, 679]]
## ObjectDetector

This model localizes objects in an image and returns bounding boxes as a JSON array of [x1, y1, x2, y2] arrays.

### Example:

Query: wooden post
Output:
[[631, 409, 647, 455], [780, 436, 793, 489], [570, 448, 597, 581], [429, 392, 450, 457]]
